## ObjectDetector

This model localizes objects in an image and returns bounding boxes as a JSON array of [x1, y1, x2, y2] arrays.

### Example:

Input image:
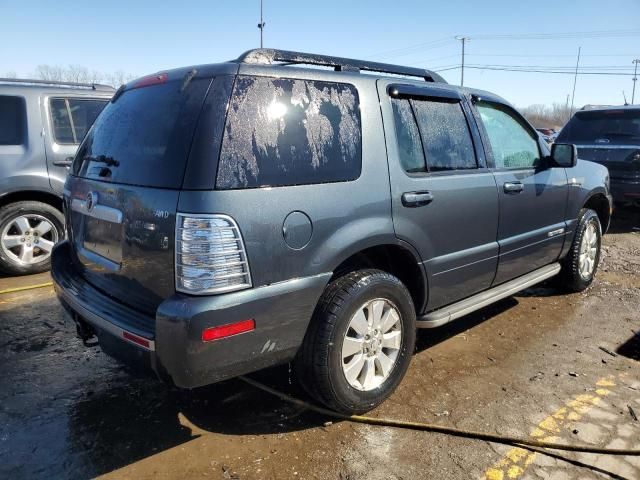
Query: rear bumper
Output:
[[610, 177, 640, 203], [51, 240, 331, 388]]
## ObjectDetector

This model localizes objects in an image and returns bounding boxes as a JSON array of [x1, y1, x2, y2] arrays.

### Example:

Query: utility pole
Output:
[[455, 36, 469, 87], [569, 46, 581, 118], [257, 0, 266, 48], [632, 59, 639, 104]]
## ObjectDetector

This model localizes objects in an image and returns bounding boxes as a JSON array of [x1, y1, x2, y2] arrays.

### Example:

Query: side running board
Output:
[[417, 263, 561, 328]]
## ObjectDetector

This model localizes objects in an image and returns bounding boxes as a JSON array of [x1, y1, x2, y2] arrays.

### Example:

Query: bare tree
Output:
[[4, 71, 18, 78], [33, 64, 136, 87], [520, 103, 572, 129]]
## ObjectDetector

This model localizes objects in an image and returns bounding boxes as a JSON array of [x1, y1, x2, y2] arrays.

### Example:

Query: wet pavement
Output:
[[1, 207, 639, 480]]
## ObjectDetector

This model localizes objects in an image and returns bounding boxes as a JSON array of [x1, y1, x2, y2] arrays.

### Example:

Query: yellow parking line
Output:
[[482, 375, 617, 480], [0, 282, 53, 295]]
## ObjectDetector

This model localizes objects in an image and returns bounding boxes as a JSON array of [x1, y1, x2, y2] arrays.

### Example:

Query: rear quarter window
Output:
[[0, 95, 27, 146], [216, 76, 362, 189]]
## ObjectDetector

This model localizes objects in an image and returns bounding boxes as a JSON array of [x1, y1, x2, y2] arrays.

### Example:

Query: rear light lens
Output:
[[202, 319, 255, 342], [176, 214, 252, 295]]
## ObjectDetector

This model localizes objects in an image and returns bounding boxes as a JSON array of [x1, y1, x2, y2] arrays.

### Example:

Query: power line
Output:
[[439, 65, 636, 76], [468, 28, 640, 40], [364, 37, 456, 60]]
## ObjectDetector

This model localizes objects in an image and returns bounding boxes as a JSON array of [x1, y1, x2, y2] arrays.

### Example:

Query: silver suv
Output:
[[0, 78, 112, 275]]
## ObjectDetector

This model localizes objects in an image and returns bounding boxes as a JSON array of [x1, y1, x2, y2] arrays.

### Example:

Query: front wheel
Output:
[[558, 208, 602, 292], [295, 269, 416, 414]]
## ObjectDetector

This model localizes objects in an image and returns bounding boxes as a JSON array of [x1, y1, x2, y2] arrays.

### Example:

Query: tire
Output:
[[0, 201, 64, 276], [295, 269, 416, 414], [557, 208, 602, 292]]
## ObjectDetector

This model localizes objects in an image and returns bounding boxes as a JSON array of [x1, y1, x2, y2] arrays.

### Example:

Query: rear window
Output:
[[50, 98, 108, 144], [73, 76, 211, 188], [0, 95, 26, 146], [216, 76, 362, 189], [557, 109, 640, 144]]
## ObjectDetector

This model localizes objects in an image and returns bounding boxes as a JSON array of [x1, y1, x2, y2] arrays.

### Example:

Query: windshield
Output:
[[557, 109, 640, 144]]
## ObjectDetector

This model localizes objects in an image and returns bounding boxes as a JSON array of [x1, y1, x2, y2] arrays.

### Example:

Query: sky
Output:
[[1, 0, 639, 108]]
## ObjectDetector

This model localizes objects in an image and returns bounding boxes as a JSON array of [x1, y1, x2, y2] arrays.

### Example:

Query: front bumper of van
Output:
[[51, 240, 331, 388]]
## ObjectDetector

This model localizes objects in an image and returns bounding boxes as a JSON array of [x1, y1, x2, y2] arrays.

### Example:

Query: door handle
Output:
[[402, 191, 434, 207], [503, 182, 524, 194], [53, 157, 74, 167]]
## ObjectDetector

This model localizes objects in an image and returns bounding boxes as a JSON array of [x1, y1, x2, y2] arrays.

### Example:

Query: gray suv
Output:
[[51, 50, 612, 414], [0, 78, 112, 275]]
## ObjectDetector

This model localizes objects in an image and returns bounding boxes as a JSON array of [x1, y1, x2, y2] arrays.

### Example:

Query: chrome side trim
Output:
[[547, 228, 565, 238], [575, 144, 640, 150], [55, 283, 155, 351], [71, 198, 123, 224], [417, 263, 561, 328]]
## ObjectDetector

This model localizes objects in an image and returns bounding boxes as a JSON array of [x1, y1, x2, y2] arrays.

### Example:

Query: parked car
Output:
[[0, 78, 113, 274], [557, 105, 640, 206], [536, 128, 554, 145], [52, 49, 612, 414]]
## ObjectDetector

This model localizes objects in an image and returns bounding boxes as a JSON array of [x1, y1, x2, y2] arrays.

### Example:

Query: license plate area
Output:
[[82, 216, 123, 264]]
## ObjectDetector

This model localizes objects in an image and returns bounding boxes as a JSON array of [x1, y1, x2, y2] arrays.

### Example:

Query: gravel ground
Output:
[[0, 207, 638, 480]]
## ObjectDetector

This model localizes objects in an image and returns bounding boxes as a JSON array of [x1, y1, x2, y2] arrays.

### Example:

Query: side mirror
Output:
[[550, 143, 578, 168]]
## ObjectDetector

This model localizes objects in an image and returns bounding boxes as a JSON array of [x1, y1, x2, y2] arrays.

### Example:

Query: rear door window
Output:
[[50, 98, 108, 144], [390, 96, 476, 173], [74, 77, 212, 188], [216, 76, 362, 189], [412, 99, 477, 171], [391, 98, 426, 173], [0, 95, 27, 145]]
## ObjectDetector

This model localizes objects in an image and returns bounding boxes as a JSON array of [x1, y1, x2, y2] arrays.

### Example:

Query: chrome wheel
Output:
[[341, 298, 402, 391], [578, 221, 598, 279], [1, 214, 58, 265]]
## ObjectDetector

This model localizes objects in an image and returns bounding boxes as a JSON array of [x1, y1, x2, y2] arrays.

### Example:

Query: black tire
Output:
[[0, 201, 64, 276], [557, 208, 602, 292], [295, 269, 416, 414]]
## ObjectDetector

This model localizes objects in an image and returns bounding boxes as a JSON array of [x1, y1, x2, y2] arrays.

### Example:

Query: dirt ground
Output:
[[1, 207, 639, 480]]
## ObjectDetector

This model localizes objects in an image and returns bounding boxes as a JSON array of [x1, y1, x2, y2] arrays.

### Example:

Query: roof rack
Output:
[[0, 77, 114, 91], [235, 49, 446, 83]]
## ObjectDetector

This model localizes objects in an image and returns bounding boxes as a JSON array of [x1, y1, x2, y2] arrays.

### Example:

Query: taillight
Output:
[[175, 214, 252, 295]]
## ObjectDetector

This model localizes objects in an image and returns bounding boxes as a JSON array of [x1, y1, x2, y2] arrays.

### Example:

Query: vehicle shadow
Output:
[[616, 331, 640, 362], [608, 204, 639, 234]]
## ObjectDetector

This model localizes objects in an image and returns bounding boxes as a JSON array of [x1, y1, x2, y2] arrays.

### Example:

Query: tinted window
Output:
[[557, 109, 640, 145], [476, 102, 540, 169], [0, 95, 26, 145], [50, 98, 107, 144], [217, 76, 362, 189], [412, 99, 476, 171], [74, 77, 211, 188], [391, 98, 426, 173]]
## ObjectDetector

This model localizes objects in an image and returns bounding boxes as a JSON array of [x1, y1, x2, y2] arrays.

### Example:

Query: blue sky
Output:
[[1, 0, 639, 107]]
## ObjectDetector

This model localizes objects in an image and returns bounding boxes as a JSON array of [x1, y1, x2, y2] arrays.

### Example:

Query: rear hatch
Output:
[[65, 70, 222, 316], [557, 108, 640, 180]]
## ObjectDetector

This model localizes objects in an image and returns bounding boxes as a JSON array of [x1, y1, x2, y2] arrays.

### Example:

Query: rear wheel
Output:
[[0, 201, 64, 275], [295, 269, 416, 414], [558, 208, 602, 292]]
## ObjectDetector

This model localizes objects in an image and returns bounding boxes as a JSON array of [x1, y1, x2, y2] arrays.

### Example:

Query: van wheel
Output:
[[558, 208, 602, 292], [296, 269, 416, 414], [0, 201, 64, 276]]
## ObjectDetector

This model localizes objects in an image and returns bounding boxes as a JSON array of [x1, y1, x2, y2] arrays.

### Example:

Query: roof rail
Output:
[[0, 77, 114, 91], [235, 49, 447, 83]]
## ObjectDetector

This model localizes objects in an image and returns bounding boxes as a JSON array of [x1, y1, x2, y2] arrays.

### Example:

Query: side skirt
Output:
[[416, 263, 561, 328]]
